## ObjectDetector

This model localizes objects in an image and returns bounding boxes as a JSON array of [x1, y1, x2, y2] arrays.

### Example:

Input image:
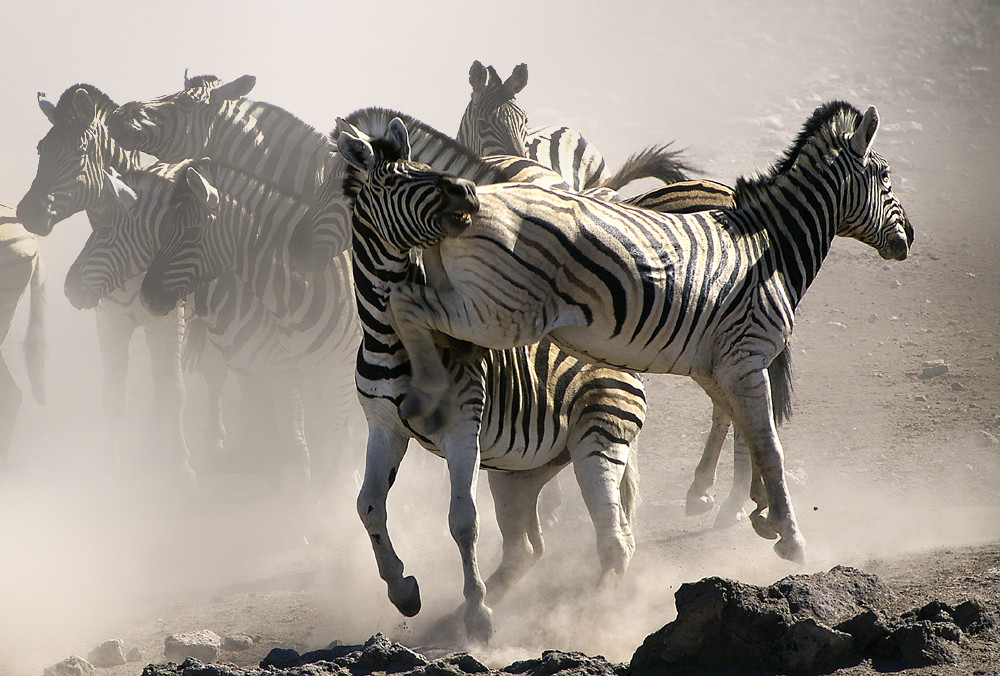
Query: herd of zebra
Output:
[[1, 61, 912, 644]]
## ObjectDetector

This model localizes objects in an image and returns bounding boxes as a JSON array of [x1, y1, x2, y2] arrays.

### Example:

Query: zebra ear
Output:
[[72, 88, 96, 127], [337, 132, 376, 174], [334, 117, 368, 142], [388, 117, 412, 160], [184, 68, 192, 88], [186, 167, 220, 213], [37, 92, 57, 124], [209, 74, 256, 103], [504, 63, 528, 95], [850, 106, 880, 158], [103, 170, 138, 211], [469, 60, 489, 93]]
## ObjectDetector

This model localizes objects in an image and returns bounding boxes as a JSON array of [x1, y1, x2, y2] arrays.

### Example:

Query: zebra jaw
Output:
[[435, 179, 479, 236]]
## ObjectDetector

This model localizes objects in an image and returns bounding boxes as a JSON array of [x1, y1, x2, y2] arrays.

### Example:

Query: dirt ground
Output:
[[1, 1, 998, 675]]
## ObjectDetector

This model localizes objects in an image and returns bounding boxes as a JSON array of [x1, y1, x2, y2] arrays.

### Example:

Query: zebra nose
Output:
[[438, 176, 479, 214]]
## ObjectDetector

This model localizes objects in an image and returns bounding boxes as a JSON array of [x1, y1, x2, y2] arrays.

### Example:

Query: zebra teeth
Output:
[[439, 210, 474, 237]]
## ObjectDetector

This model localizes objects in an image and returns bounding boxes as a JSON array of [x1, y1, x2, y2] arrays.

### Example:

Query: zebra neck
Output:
[[204, 99, 332, 201], [739, 163, 842, 308], [352, 221, 414, 380]]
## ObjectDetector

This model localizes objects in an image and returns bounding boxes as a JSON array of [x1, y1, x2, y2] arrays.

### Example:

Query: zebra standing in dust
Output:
[[106, 73, 363, 478], [0, 205, 45, 465], [458, 60, 691, 191], [337, 102, 913, 566], [458, 60, 792, 528], [16, 85, 196, 478]]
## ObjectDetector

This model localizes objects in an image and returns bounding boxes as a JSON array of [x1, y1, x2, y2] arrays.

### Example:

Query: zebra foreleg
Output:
[[95, 305, 135, 471], [356, 425, 420, 617], [143, 308, 195, 482], [484, 464, 560, 604], [441, 421, 492, 644], [686, 404, 731, 516]]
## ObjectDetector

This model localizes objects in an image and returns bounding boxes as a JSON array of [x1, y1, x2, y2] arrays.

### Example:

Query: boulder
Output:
[[164, 629, 222, 663], [87, 639, 127, 668]]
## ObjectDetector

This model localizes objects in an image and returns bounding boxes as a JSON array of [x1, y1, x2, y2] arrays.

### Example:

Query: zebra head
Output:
[[141, 162, 229, 317], [18, 86, 136, 235], [65, 166, 177, 309], [838, 106, 913, 261], [457, 60, 529, 157], [339, 117, 480, 252], [107, 73, 256, 162]]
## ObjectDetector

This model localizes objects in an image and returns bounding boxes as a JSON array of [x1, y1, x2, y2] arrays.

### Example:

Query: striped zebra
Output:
[[467, 78, 790, 530], [64, 164, 359, 485], [16, 84, 196, 477], [0, 205, 45, 465], [336, 102, 914, 565], [343, 143, 645, 645], [287, 106, 788, 528], [458, 60, 691, 191]]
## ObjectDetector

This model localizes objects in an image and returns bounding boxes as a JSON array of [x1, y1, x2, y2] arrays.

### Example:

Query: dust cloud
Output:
[[2, 0, 999, 673]]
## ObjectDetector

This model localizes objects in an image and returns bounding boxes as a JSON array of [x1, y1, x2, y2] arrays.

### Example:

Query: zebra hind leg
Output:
[[484, 464, 561, 604], [714, 430, 752, 529], [686, 403, 731, 516]]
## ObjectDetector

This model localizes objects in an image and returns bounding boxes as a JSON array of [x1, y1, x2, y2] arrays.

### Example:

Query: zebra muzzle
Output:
[[436, 177, 479, 236]]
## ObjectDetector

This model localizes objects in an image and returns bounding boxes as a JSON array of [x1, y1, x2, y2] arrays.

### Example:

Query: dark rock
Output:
[[413, 653, 491, 676], [877, 620, 962, 667], [953, 598, 998, 634], [260, 647, 302, 669], [632, 566, 898, 674], [505, 649, 625, 675], [353, 633, 429, 672]]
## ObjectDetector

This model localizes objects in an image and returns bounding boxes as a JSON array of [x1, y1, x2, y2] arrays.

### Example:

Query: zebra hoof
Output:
[[685, 492, 715, 516], [389, 575, 421, 617], [464, 603, 493, 645], [774, 535, 807, 564], [713, 506, 746, 530], [749, 511, 779, 540]]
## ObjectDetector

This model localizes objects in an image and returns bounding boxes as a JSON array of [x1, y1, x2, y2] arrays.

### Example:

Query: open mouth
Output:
[[435, 178, 479, 237], [438, 208, 475, 237]]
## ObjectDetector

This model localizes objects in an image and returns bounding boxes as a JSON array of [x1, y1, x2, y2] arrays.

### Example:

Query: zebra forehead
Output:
[[52, 83, 118, 122], [181, 74, 223, 90]]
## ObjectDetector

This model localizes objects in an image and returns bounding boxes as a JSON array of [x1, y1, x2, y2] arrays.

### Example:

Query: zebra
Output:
[[458, 62, 792, 527], [335, 102, 914, 565], [322, 127, 647, 645], [16, 84, 197, 478], [457, 60, 691, 192], [0, 205, 45, 465], [63, 163, 359, 485]]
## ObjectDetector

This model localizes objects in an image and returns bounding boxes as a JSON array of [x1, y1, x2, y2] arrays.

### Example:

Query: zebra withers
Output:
[[458, 60, 691, 191], [337, 102, 913, 565]]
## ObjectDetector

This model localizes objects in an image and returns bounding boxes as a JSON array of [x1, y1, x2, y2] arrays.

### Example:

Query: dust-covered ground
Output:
[[1, 1, 998, 675]]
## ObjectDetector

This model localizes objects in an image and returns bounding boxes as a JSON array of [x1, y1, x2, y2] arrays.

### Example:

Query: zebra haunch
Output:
[[338, 102, 914, 566]]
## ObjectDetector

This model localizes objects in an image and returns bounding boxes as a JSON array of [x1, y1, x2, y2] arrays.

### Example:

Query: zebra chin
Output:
[[879, 236, 909, 261], [64, 284, 102, 310]]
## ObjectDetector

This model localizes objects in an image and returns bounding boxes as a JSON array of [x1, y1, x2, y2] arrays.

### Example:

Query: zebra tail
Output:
[[619, 441, 640, 530], [768, 345, 794, 426], [181, 318, 209, 373], [24, 253, 46, 405], [602, 143, 697, 192]]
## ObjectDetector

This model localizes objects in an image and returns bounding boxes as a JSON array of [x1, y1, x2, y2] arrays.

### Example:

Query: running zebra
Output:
[[335, 135, 646, 645], [0, 206, 45, 465], [337, 102, 914, 565], [16, 84, 195, 478], [457, 60, 690, 191]]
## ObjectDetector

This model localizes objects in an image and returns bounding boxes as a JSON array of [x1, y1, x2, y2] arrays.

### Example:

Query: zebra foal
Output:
[[337, 102, 913, 564]]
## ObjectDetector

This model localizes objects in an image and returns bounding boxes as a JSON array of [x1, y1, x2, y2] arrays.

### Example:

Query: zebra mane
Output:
[[184, 74, 223, 89], [339, 106, 508, 200], [735, 100, 863, 202], [53, 83, 120, 123]]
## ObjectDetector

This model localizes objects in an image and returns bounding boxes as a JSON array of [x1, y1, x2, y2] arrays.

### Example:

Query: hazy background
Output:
[[1, 1, 998, 674]]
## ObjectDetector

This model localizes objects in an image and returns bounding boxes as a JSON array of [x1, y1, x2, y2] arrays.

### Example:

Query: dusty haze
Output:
[[1, 1, 998, 674]]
